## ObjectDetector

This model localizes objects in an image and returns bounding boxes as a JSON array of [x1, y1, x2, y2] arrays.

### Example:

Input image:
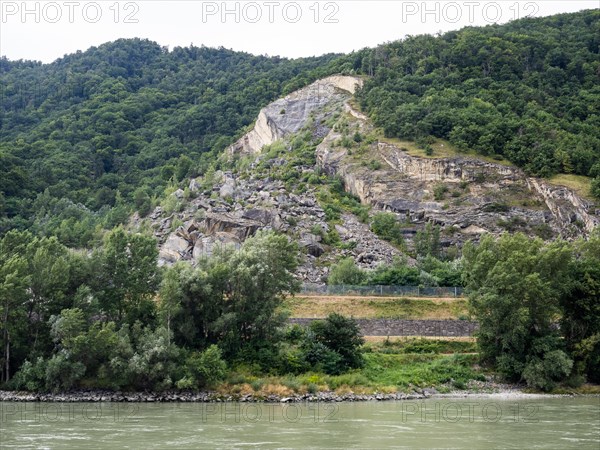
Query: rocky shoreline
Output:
[[0, 386, 588, 403]]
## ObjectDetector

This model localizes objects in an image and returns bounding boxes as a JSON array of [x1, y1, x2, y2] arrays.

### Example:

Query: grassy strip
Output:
[[287, 296, 469, 320], [548, 174, 594, 201], [365, 338, 477, 355], [378, 135, 514, 167], [221, 347, 484, 397]]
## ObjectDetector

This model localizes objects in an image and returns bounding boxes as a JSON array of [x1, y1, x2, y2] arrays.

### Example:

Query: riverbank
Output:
[[3, 339, 597, 403], [2, 385, 596, 403]]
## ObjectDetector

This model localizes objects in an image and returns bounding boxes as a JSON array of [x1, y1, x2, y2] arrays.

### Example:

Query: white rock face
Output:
[[159, 234, 191, 263], [527, 178, 599, 234], [228, 75, 363, 156]]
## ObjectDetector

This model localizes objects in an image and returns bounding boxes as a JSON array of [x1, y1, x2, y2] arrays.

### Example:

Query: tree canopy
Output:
[[347, 10, 600, 183], [0, 39, 339, 243]]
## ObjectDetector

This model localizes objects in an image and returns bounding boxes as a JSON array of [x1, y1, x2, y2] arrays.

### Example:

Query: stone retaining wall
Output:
[[289, 318, 479, 337]]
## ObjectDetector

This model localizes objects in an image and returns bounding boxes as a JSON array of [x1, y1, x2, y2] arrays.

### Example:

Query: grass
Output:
[[364, 338, 477, 355], [378, 134, 514, 167], [548, 174, 594, 201], [222, 350, 485, 395], [286, 296, 469, 320], [358, 352, 484, 390]]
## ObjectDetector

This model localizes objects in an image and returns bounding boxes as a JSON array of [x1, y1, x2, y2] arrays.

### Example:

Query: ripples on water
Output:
[[0, 397, 598, 449]]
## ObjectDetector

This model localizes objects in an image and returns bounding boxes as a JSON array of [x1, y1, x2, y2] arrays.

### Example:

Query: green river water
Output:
[[0, 397, 598, 449]]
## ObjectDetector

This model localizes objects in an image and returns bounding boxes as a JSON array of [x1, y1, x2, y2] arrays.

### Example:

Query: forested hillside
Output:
[[2, 11, 599, 247], [347, 10, 600, 179], [0, 39, 338, 244]]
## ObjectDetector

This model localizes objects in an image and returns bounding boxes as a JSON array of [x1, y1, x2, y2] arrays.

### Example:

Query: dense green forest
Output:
[[348, 10, 600, 180], [0, 39, 339, 244]]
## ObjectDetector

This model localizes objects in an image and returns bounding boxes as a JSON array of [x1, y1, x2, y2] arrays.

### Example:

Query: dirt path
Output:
[[298, 294, 465, 302], [287, 295, 469, 320]]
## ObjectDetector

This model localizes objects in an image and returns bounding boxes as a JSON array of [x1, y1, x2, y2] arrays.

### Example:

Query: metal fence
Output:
[[300, 284, 464, 298]]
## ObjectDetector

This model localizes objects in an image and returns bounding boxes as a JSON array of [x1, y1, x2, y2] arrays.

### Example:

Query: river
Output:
[[0, 397, 598, 449]]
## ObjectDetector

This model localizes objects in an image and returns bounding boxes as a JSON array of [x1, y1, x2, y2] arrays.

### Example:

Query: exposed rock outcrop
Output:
[[228, 75, 363, 156], [152, 172, 406, 281], [527, 178, 599, 235], [317, 101, 597, 241], [145, 74, 598, 283]]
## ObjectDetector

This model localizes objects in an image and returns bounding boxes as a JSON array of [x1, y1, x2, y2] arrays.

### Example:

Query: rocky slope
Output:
[[145, 171, 406, 283], [317, 103, 599, 241], [136, 75, 598, 284]]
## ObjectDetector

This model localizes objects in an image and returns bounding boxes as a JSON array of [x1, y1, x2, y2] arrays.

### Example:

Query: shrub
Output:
[[133, 187, 153, 217], [414, 223, 441, 258], [10, 358, 47, 391], [175, 376, 196, 390], [370, 212, 404, 246], [302, 338, 344, 375], [368, 160, 382, 170], [309, 314, 364, 373], [367, 258, 420, 285], [44, 352, 86, 392], [327, 257, 366, 285], [276, 343, 309, 375], [433, 183, 448, 200], [532, 223, 554, 240], [186, 345, 227, 387], [522, 350, 573, 391]]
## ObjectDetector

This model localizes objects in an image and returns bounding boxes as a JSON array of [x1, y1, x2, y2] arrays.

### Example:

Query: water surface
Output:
[[1, 397, 598, 449]]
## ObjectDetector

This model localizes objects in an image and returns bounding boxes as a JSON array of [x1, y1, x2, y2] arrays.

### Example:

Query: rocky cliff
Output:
[[317, 102, 598, 241], [146, 172, 406, 283], [227, 76, 363, 155], [138, 74, 597, 283]]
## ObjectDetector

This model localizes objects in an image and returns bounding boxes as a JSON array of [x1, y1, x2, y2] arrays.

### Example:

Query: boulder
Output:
[[193, 232, 241, 260], [219, 182, 235, 199], [202, 212, 262, 240], [242, 208, 274, 224], [299, 232, 325, 257], [159, 234, 191, 263], [189, 178, 200, 192]]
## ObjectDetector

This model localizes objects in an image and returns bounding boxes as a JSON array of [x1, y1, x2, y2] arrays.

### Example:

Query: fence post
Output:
[[454, 287, 457, 298]]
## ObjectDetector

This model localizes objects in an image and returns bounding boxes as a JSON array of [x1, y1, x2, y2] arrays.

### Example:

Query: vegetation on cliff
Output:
[[348, 10, 600, 185]]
